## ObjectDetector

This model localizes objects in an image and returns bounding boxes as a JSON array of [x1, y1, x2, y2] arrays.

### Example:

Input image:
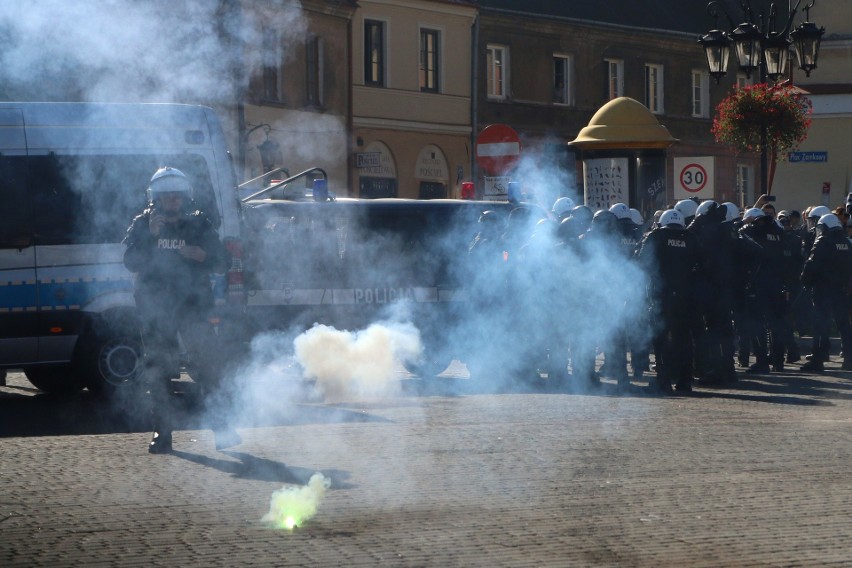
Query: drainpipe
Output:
[[470, 14, 479, 198]]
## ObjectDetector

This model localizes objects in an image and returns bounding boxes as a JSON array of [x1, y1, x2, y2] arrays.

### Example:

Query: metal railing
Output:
[[240, 167, 328, 203]]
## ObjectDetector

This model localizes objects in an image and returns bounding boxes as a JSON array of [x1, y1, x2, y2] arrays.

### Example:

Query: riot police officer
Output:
[[552, 196, 577, 222], [800, 214, 852, 372], [570, 210, 620, 389], [688, 200, 739, 385], [739, 207, 787, 373], [610, 203, 648, 384], [123, 167, 234, 454], [777, 211, 804, 363], [636, 209, 698, 393]]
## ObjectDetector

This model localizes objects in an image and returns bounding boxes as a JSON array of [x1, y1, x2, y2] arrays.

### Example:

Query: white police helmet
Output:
[[721, 202, 739, 223], [609, 202, 631, 220], [147, 167, 192, 202], [629, 208, 644, 226], [817, 213, 842, 230], [552, 197, 576, 218], [742, 207, 765, 222], [695, 200, 718, 217], [674, 199, 699, 219], [659, 209, 684, 227], [808, 205, 831, 219]]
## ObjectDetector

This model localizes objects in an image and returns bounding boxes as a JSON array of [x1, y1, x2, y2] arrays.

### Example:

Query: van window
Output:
[[29, 153, 219, 245], [0, 155, 31, 249]]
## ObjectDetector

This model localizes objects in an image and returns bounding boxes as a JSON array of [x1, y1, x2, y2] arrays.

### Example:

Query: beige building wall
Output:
[[352, 0, 476, 198], [236, 0, 354, 196], [771, 94, 852, 211], [772, 3, 851, 211]]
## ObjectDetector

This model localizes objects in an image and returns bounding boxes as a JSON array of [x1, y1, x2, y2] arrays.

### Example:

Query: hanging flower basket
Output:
[[711, 83, 813, 193]]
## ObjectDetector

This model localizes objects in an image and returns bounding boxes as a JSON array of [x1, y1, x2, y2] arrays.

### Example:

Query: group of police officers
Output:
[[123, 164, 852, 452], [471, 194, 852, 395]]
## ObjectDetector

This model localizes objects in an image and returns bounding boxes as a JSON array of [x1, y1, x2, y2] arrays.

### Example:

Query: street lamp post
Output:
[[698, 0, 824, 196]]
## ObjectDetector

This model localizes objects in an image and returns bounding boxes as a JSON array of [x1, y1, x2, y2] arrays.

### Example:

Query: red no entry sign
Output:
[[476, 124, 521, 175]]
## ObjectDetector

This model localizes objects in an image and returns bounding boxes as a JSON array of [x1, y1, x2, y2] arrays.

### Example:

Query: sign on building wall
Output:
[[788, 151, 828, 163], [674, 156, 715, 200], [483, 175, 511, 199], [583, 157, 628, 210], [414, 145, 448, 181], [358, 141, 396, 178]]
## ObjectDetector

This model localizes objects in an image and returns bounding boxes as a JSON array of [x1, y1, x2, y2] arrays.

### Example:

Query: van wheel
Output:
[[403, 343, 452, 378], [23, 366, 86, 395], [76, 318, 144, 396]]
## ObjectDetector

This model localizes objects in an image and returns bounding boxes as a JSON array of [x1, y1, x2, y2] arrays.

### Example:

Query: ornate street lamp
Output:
[[699, 28, 732, 83], [698, 1, 825, 82], [698, 0, 825, 195]]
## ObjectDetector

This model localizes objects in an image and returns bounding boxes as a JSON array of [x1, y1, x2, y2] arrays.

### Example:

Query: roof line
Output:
[[480, 6, 701, 40]]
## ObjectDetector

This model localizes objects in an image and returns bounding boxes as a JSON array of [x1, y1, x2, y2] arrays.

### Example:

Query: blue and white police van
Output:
[[0, 102, 243, 394]]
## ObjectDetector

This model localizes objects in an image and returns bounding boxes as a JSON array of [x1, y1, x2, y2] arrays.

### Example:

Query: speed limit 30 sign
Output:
[[674, 157, 715, 200], [680, 163, 708, 193]]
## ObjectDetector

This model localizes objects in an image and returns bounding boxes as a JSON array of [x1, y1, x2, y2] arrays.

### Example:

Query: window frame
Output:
[[605, 58, 624, 100], [364, 19, 386, 87], [645, 63, 664, 114], [306, 34, 325, 107], [736, 163, 754, 208], [261, 26, 285, 103], [486, 44, 509, 100], [691, 69, 710, 118], [419, 28, 440, 93], [553, 53, 573, 106]]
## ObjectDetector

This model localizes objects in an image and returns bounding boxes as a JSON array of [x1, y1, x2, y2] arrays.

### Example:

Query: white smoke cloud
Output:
[[294, 321, 422, 402], [0, 0, 306, 103]]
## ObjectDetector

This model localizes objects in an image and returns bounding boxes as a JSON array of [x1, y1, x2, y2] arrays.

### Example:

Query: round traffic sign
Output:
[[679, 163, 708, 193], [476, 124, 521, 175]]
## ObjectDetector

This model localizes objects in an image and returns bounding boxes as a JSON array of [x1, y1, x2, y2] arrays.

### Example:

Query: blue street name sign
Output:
[[788, 151, 828, 163]]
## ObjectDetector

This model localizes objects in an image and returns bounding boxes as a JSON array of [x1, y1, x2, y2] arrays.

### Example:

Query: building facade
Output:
[[473, 0, 763, 210], [230, 0, 357, 196], [350, 0, 477, 199], [771, 1, 852, 211]]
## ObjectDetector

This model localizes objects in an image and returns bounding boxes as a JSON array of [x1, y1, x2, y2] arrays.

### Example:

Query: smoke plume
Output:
[[293, 321, 422, 402], [262, 472, 330, 530]]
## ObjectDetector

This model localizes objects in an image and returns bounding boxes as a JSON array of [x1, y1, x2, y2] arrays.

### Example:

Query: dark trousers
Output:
[[698, 294, 736, 382], [745, 291, 786, 368], [652, 299, 693, 389], [812, 287, 852, 362], [136, 295, 226, 434]]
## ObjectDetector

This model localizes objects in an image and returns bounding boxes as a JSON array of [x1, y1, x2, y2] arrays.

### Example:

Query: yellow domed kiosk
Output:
[[569, 97, 678, 221]]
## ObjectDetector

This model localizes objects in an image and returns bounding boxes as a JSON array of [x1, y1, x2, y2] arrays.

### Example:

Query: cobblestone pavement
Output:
[[2, 354, 852, 567]]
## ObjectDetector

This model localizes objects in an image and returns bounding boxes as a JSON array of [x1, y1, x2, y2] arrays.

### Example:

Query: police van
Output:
[[0, 102, 242, 394]]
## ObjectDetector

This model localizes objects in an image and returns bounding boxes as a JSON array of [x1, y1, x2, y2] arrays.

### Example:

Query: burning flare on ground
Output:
[[262, 472, 330, 530]]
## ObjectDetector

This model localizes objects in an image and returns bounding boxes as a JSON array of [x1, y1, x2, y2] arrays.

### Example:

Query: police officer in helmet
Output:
[[637, 209, 698, 394], [123, 167, 235, 454], [800, 213, 852, 372]]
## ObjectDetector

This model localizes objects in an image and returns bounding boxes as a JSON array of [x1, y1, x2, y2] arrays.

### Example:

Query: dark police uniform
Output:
[[688, 205, 739, 384], [637, 223, 698, 393], [739, 216, 787, 373], [801, 225, 852, 371], [123, 205, 229, 449]]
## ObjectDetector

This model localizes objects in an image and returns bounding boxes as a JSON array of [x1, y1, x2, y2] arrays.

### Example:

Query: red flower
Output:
[[713, 83, 812, 160]]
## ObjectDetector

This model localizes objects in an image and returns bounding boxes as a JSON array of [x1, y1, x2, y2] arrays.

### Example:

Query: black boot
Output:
[[800, 359, 824, 373], [149, 430, 173, 454]]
